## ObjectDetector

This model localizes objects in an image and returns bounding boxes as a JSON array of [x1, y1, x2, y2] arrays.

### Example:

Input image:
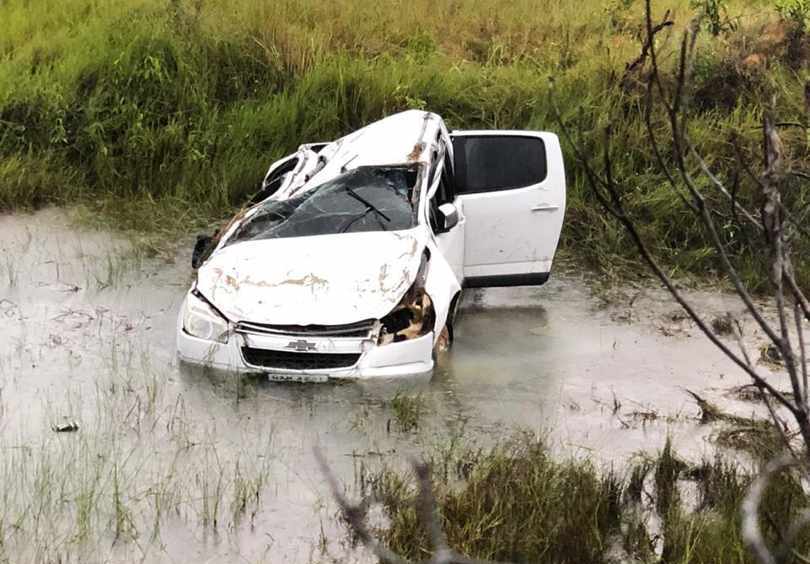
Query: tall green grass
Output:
[[0, 0, 807, 287]]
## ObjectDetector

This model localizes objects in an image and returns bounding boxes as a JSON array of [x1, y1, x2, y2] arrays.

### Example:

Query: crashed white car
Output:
[[177, 110, 566, 381]]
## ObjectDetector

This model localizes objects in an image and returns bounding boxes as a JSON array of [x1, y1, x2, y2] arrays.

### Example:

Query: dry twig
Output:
[[315, 448, 505, 564]]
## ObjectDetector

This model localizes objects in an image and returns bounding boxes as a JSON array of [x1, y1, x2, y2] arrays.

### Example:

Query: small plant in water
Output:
[[388, 391, 425, 433]]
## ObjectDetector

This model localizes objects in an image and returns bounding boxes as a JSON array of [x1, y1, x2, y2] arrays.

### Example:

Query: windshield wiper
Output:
[[339, 206, 387, 233], [344, 186, 391, 223]]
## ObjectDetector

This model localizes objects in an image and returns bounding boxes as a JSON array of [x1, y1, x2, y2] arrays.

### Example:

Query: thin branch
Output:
[[622, 9, 673, 80], [774, 122, 808, 130], [733, 319, 797, 456], [797, 302, 809, 406], [644, 0, 674, 115], [413, 463, 501, 564], [787, 273, 810, 322], [689, 143, 763, 230], [643, 76, 697, 212], [316, 449, 505, 564], [729, 133, 810, 242], [414, 462, 450, 563], [789, 170, 810, 181], [761, 115, 806, 437], [742, 454, 798, 564], [314, 448, 410, 564]]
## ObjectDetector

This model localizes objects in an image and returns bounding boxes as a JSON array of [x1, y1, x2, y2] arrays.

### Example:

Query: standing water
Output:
[[0, 209, 781, 562]]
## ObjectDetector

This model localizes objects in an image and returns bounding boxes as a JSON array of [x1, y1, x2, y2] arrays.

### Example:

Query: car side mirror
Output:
[[191, 235, 214, 269], [437, 203, 459, 232]]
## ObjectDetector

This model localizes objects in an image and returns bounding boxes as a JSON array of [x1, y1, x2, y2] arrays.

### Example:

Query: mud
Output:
[[0, 209, 790, 563]]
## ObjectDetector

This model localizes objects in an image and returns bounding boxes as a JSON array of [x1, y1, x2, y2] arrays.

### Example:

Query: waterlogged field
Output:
[[0, 210, 795, 563], [3, 1, 810, 559]]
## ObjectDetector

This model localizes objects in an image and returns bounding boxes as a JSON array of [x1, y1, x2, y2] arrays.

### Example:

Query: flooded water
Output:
[[0, 209, 787, 563]]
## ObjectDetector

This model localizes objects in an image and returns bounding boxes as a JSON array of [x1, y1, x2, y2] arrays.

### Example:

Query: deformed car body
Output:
[[177, 110, 566, 381]]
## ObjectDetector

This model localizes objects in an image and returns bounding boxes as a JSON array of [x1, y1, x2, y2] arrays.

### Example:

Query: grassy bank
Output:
[[372, 434, 810, 563], [1, 0, 808, 287]]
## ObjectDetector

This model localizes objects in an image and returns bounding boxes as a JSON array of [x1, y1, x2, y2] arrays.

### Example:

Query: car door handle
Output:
[[531, 203, 559, 212]]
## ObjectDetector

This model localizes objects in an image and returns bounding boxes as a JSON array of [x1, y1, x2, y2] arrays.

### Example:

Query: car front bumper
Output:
[[176, 324, 434, 380]]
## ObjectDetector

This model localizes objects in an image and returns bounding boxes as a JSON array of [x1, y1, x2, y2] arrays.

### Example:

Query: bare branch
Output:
[[314, 448, 410, 564], [643, 78, 697, 212], [797, 302, 809, 405], [787, 273, 810, 322], [742, 454, 798, 564], [732, 314, 795, 457], [759, 114, 810, 454], [644, 0, 674, 115], [414, 462, 450, 563], [316, 449, 506, 564], [622, 9, 673, 82], [689, 143, 763, 230]]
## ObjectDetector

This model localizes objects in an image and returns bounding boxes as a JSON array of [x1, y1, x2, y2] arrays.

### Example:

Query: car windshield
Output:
[[227, 166, 419, 244]]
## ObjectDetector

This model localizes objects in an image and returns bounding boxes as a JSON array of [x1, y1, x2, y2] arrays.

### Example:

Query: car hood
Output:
[[196, 230, 425, 326]]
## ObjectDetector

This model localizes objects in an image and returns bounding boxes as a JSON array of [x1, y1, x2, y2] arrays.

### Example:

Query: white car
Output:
[[177, 110, 566, 381]]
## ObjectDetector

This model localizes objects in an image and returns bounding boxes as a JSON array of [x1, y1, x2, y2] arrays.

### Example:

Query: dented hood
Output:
[[196, 230, 425, 326]]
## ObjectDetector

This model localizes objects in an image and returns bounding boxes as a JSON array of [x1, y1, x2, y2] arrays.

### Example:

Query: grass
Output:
[[0, 340, 273, 562], [388, 391, 426, 433], [0, 0, 808, 288], [371, 434, 810, 563]]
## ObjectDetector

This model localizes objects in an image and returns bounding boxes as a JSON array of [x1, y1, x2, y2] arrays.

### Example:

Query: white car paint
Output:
[[195, 230, 425, 326], [452, 131, 566, 282], [177, 110, 566, 380]]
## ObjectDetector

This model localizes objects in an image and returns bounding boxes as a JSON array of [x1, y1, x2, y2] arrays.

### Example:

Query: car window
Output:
[[441, 150, 455, 202], [453, 135, 547, 194], [227, 166, 419, 244]]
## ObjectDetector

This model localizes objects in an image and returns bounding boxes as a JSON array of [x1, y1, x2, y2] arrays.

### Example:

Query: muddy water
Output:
[[0, 210, 786, 563]]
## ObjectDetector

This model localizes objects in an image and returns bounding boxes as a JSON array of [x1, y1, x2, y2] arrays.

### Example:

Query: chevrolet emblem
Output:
[[285, 339, 318, 352]]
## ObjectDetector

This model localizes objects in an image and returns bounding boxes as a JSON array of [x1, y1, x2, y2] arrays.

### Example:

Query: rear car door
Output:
[[450, 131, 566, 287]]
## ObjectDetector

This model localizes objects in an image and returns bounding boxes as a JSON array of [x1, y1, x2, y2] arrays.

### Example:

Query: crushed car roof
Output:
[[301, 110, 440, 190]]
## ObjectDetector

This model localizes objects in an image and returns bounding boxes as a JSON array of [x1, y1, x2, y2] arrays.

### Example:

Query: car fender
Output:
[[424, 240, 461, 344]]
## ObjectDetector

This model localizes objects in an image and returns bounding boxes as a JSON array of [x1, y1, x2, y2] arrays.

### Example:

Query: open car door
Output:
[[451, 131, 566, 287]]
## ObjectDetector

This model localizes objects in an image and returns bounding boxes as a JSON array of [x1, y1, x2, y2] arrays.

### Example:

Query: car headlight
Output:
[[378, 253, 435, 345], [182, 291, 230, 343]]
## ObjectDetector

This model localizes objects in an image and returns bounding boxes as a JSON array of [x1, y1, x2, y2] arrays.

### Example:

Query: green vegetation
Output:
[[0, 345, 272, 562], [1, 0, 808, 284], [388, 391, 426, 433], [373, 434, 810, 563]]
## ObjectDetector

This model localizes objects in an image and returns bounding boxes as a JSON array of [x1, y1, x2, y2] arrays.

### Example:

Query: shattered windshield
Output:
[[227, 166, 419, 244]]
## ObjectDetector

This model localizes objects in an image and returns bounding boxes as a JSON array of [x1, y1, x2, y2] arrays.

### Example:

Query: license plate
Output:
[[266, 372, 329, 383]]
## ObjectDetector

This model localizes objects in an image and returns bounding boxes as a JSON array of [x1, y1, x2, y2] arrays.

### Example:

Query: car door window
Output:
[[441, 151, 455, 202], [453, 135, 547, 194]]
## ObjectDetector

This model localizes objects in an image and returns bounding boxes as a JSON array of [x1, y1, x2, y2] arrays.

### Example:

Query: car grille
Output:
[[236, 319, 375, 338], [242, 348, 361, 371]]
